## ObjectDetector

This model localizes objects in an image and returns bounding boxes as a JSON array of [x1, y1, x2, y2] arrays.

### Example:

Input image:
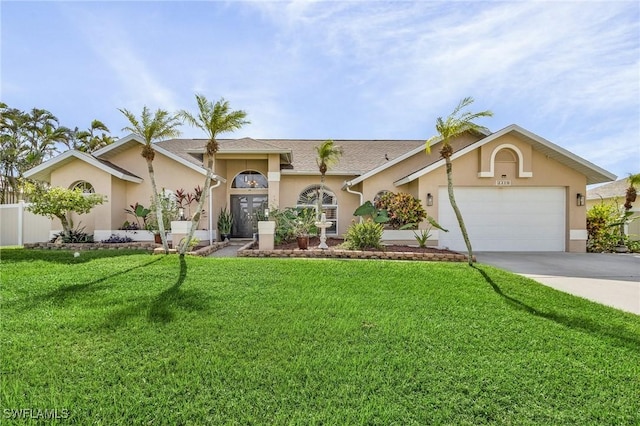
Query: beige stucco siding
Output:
[[110, 177, 128, 230], [49, 159, 113, 233], [109, 146, 208, 229], [417, 134, 588, 251]]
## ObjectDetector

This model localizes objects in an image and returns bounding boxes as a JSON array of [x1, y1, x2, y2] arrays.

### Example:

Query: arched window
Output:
[[231, 170, 268, 189], [297, 185, 338, 234], [70, 181, 95, 194]]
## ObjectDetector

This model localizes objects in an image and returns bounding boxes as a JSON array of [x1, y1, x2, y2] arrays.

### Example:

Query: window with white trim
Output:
[[232, 170, 268, 189], [70, 181, 95, 194], [297, 185, 338, 234]]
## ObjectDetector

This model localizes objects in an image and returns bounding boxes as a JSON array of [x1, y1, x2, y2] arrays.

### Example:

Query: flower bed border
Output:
[[152, 241, 229, 256], [24, 241, 230, 256], [24, 241, 159, 251], [238, 242, 474, 262]]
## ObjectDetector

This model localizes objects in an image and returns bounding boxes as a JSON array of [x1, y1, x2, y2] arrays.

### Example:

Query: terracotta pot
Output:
[[154, 233, 162, 244], [297, 236, 309, 250]]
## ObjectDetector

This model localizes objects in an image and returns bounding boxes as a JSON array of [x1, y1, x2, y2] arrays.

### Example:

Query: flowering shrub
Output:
[[344, 219, 384, 250], [587, 200, 639, 252], [374, 192, 426, 230]]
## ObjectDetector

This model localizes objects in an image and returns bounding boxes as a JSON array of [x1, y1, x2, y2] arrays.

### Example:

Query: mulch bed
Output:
[[272, 237, 460, 255]]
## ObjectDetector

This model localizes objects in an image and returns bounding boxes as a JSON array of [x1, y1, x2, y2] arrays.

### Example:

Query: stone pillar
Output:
[[171, 220, 192, 249], [258, 221, 276, 251]]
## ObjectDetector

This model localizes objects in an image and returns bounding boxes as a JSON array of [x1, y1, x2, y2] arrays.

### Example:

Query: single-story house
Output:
[[24, 124, 615, 252], [587, 178, 640, 240]]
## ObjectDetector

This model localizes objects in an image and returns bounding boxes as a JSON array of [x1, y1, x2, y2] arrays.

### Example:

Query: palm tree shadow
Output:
[[103, 256, 209, 328], [472, 265, 640, 349], [19, 256, 165, 308], [147, 255, 209, 324], [147, 255, 188, 323]]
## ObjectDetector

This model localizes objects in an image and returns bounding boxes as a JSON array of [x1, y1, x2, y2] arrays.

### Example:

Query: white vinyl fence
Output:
[[0, 202, 51, 246]]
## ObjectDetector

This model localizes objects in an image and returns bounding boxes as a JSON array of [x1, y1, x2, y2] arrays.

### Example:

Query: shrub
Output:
[[119, 221, 140, 231], [627, 239, 640, 253], [587, 201, 622, 252], [270, 207, 317, 244], [178, 237, 200, 252], [51, 227, 94, 243], [374, 192, 426, 230], [101, 234, 134, 243], [344, 220, 384, 250], [414, 228, 431, 248]]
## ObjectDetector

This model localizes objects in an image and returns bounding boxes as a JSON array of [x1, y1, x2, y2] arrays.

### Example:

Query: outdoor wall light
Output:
[[576, 193, 585, 206], [426, 193, 434, 206]]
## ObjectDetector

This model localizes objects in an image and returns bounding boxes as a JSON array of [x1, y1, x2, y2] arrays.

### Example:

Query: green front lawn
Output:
[[1, 248, 638, 425]]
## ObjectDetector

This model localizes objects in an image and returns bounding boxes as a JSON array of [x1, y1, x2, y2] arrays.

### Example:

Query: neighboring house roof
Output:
[[587, 178, 632, 200], [394, 124, 616, 186], [23, 150, 143, 183]]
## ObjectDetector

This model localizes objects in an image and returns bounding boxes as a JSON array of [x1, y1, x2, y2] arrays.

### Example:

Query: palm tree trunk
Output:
[[179, 153, 214, 255], [147, 158, 169, 253], [445, 157, 474, 265], [318, 174, 325, 220]]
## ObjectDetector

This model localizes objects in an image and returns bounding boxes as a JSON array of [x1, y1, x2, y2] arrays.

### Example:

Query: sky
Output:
[[2, 0, 639, 180]]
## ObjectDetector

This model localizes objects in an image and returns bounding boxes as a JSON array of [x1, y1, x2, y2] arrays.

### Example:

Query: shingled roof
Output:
[[587, 178, 631, 200], [156, 138, 426, 175]]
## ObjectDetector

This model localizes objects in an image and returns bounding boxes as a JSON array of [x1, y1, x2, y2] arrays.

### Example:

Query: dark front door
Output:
[[230, 195, 268, 238]]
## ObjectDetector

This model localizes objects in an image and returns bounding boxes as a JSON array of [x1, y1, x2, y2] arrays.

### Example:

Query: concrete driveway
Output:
[[476, 252, 640, 315]]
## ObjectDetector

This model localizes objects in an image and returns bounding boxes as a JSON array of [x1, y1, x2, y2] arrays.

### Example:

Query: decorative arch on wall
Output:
[[478, 143, 533, 178], [69, 180, 95, 193]]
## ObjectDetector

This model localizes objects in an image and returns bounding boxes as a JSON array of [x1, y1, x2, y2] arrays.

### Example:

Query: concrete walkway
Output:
[[206, 240, 252, 258], [477, 252, 640, 315]]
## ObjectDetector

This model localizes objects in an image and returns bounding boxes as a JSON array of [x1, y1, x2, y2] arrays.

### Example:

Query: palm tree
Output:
[[315, 140, 343, 220], [623, 173, 640, 211], [64, 120, 115, 153], [0, 104, 28, 203], [178, 95, 249, 254], [426, 97, 493, 265], [119, 106, 182, 252], [22, 108, 63, 165], [619, 173, 640, 243]]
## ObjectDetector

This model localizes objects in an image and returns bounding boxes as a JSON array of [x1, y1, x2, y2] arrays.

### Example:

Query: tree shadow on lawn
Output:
[[472, 265, 640, 350], [15, 256, 165, 309], [0, 248, 151, 265], [105, 255, 211, 327]]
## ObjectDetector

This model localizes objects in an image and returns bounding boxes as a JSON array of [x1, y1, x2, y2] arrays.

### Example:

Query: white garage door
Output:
[[438, 187, 565, 252]]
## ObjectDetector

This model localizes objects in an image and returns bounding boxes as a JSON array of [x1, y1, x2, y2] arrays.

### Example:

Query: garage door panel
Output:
[[438, 187, 565, 252]]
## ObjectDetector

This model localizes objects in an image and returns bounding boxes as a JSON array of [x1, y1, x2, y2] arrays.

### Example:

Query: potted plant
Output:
[[291, 208, 317, 249], [148, 193, 179, 244], [217, 207, 233, 241]]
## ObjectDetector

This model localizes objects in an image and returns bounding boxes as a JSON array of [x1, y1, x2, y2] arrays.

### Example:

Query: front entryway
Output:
[[230, 195, 268, 238]]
